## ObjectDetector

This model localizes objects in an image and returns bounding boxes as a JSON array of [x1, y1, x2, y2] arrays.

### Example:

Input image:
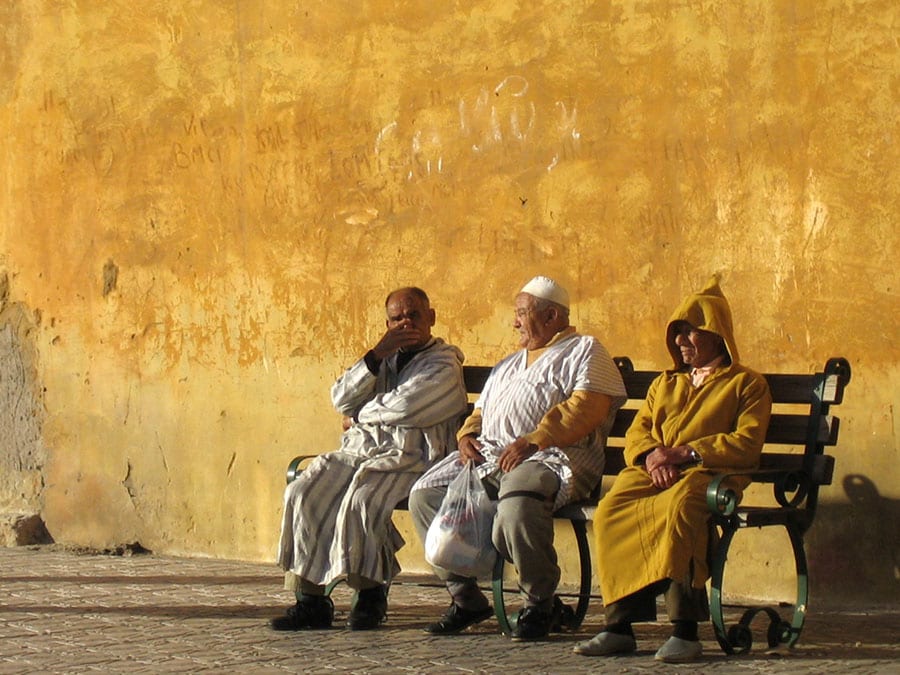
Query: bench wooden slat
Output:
[[622, 372, 658, 399], [604, 447, 626, 474], [737, 506, 811, 528], [463, 366, 493, 394], [756, 452, 835, 485], [617, 370, 822, 406], [602, 449, 834, 484], [763, 373, 820, 404], [765, 413, 840, 445], [610, 413, 838, 447], [609, 409, 637, 437]]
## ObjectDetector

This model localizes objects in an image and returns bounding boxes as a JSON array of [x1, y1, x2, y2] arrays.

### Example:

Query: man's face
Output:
[[513, 293, 555, 350], [385, 291, 435, 349], [673, 322, 725, 368]]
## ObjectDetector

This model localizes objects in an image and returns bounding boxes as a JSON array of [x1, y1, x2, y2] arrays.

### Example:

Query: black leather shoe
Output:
[[424, 603, 494, 635], [511, 605, 553, 641], [347, 585, 388, 630], [550, 596, 576, 632], [270, 595, 334, 631]]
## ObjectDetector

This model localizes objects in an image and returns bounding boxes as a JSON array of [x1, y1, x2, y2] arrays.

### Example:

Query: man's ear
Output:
[[427, 308, 436, 326]]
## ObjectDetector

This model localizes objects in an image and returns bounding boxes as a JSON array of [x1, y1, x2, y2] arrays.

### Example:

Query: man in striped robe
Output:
[[410, 276, 627, 641], [272, 287, 468, 631]]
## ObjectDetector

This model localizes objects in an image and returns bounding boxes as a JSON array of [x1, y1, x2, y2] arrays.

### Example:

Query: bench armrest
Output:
[[286, 455, 319, 484], [706, 468, 814, 518]]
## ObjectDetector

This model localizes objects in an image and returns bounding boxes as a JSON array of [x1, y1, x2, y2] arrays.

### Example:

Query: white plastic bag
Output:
[[424, 461, 497, 579]]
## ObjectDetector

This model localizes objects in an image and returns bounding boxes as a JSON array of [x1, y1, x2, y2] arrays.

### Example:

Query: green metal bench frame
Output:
[[704, 356, 851, 653], [286, 356, 850, 652]]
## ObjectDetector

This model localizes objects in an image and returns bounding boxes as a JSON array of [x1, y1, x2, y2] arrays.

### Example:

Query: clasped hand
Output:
[[644, 445, 694, 489]]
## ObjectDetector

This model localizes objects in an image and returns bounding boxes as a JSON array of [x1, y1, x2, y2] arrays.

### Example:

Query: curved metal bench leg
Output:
[[782, 523, 809, 648], [491, 553, 515, 636], [570, 519, 592, 630], [709, 523, 739, 654], [491, 518, 592, 635], [710, 522, 810, 654]]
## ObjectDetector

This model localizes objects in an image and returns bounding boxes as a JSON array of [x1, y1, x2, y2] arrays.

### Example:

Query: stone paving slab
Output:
[[0, 546, 897, 674]]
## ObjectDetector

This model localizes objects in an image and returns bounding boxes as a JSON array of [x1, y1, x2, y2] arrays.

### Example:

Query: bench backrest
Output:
[[462, 356, 851, 511]]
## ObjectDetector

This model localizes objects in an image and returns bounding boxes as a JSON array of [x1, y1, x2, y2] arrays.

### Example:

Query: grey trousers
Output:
[[409, 461, 560, 610]]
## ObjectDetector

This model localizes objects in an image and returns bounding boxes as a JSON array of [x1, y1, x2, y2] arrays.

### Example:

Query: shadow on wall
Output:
[[808, 474, 900, 607]]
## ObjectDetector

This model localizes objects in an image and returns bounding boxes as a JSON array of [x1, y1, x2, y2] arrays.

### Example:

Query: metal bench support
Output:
[[490, 515, 594, 636]]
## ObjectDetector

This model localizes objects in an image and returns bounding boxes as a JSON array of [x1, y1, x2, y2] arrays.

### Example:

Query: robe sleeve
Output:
[[624, 376, 662, 465], [456, 407, 483, 441], [685, 372, 772, 470], [523, 390, 613, 450], [350, 349, 466, 428], [330, 358, 378, 414]]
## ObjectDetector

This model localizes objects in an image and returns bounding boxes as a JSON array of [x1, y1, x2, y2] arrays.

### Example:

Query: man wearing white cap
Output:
[[410, 276, 627, 641]]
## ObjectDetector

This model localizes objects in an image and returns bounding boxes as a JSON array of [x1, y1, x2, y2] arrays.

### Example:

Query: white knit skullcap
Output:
[[519, 276, 570, 309]]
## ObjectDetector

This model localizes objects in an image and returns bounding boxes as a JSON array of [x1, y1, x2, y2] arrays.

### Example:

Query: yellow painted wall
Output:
[[2, 1, 896, 604]]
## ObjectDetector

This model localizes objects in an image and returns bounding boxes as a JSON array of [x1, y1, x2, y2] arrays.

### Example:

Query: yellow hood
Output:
[[665, 276, 739, 369]]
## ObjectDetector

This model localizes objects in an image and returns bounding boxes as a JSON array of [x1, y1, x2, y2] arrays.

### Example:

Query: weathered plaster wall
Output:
[[0, 268, 46, 521], [2, 1, 896, 604]]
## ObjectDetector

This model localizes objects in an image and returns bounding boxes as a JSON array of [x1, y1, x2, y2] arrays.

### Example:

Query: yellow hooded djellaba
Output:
[[594, 278, 773, 608]]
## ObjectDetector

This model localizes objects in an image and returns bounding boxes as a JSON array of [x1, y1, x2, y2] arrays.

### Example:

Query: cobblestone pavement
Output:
[[0, 546, 897, 674]]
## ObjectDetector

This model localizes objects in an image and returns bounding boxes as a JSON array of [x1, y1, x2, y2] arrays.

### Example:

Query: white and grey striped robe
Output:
[[277, 338, 467, 588], [413, 332, 626, 510]]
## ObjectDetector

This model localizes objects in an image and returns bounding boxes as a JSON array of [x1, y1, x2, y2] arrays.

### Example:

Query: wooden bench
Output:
[[286, 355, 851, 653]]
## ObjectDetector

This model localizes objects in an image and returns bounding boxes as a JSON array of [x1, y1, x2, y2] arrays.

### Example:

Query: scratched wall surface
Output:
[[1, 1, 897, 602], [0, 283, 44, 519]]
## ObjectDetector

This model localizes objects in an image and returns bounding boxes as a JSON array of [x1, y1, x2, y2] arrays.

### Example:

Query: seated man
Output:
[[574, 278, 772, 663], [410, 276, 627, 641], [272, 287, 467, 631]]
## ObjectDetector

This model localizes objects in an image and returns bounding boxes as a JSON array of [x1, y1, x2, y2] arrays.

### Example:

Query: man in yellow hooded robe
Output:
[[574, 278, 772, 663]]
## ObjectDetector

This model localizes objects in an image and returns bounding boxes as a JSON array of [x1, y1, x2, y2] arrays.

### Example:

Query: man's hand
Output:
[[645, 445, 695, 488], [341, 415, 353, 431], [371, 324, 424, 360], [458, 434, 485, 465], [644, 445, 695, 472], [649, 464, 682, 489], [498, 437, 539, 473]]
